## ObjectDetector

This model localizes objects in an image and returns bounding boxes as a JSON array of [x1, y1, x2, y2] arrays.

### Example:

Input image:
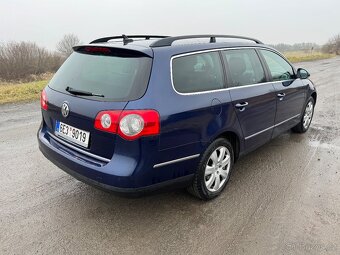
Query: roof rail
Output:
[[150, 35, 263, 47], [90, 34, 169, 45]]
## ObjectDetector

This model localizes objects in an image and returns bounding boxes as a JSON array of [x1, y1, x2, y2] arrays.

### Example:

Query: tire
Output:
[[292, 97, 315, 133], [188, 138, 234, 200]]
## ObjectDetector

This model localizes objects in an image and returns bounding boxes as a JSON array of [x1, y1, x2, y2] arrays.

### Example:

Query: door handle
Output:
[[235, 102, 248, 111], [277, 92, 286, 100]]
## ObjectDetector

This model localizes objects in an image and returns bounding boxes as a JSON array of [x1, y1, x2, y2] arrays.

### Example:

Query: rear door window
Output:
[[48, 49, 152, 101], [172, 52, 224, 93], [260, 49, 295, 81], [222, 49, 266, 87]]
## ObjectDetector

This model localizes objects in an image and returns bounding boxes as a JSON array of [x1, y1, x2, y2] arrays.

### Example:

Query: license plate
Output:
[[55, 121, 90, 148]]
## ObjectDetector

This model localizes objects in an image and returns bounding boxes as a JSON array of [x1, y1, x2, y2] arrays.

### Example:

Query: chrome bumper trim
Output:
[[47, 132, 111, 163]]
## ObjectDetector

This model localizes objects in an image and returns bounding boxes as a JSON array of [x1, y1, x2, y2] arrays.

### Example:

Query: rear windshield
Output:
[[48, 51, 152, 101]]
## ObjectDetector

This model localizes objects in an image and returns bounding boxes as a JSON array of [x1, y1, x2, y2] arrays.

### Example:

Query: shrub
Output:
[[0, 41, 63, 82], [322, 34, 340, 55]]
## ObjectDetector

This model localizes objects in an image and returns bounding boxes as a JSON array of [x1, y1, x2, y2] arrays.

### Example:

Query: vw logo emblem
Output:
[[61, 102, 70, 118]]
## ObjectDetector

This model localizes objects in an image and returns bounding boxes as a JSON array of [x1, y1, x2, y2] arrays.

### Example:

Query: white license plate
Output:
[[55, 121, 90, 148]]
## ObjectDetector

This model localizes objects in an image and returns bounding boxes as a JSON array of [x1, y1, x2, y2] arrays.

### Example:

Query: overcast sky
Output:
[[1, 0, 339, 50]]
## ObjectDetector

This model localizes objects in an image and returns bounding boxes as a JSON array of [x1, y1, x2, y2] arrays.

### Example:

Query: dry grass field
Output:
[[284, 50, 335, 63], [0, 80, 49, 104]]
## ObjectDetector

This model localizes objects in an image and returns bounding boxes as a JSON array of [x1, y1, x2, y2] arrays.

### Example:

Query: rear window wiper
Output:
[[66, 86, 104, 97]]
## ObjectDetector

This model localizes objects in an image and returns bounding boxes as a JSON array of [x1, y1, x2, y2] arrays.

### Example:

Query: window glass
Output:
[[223, 49, 266, 87], [172, 52, 224, 93], [260, 50, 295, 81], [49, 52, 152, 101]]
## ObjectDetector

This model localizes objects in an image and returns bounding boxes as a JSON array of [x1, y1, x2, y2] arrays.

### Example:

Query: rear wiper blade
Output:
[[65, 86, 104, 97]]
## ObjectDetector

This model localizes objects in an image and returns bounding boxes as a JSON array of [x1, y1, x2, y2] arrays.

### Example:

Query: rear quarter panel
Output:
[[127, 48, 244, 176]]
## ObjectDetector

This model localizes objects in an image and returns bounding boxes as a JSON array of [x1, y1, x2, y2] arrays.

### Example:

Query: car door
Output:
[[158, 51, 232, 156], [259, 49, 306, 137], [222, 48, 277, 153]]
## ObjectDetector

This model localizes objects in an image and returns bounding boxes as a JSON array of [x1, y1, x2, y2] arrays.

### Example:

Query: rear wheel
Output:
[[188, 138, 234, 200], [292, 97, 315, 133]]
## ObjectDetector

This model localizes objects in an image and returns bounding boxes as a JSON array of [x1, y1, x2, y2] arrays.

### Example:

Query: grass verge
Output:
[[0, 80, 49, 104], [284, 51, 335, 63]]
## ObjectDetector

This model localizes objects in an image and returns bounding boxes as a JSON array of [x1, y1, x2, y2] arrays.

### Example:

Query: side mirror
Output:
[[297, 68, 310, 79]]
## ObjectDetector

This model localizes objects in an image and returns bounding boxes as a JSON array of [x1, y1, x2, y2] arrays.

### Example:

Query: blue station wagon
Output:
[[38, 34, 316, 200]]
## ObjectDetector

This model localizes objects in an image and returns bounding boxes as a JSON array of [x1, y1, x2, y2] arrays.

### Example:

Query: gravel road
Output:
[[1, 57, 339, 255]]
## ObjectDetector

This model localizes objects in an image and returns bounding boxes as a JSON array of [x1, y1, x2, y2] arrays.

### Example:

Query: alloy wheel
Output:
[[204, 146, 231, 192], [303, 101, 314, 129]]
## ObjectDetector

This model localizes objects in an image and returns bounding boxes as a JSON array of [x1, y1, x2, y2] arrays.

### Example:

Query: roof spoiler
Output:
[[90, 34, 169, 45]]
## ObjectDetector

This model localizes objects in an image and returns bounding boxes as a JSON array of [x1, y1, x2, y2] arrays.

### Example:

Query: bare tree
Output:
[[322, 34, 340, 55], [56, 34, 80, 58]]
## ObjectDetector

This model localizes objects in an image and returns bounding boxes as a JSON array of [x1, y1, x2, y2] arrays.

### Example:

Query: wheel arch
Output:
[[216, 131, 241, 162], [311, 92, 317, 105]]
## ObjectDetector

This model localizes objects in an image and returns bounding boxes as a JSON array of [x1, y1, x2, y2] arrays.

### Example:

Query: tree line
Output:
[[268, 42, 321, 53], [269, 34, 340, 55], [0, 34, 79, 82]]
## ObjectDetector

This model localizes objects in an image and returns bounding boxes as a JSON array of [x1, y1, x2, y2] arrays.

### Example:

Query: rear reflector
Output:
[[94, 110, 160, 140], [40, 89, 48, 110]]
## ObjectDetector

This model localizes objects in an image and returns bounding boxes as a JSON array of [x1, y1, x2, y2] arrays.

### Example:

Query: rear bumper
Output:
[[37, 126, 193, 194]]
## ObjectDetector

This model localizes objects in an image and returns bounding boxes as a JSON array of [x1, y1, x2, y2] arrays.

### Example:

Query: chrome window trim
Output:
[[153, 154, 200, 168], [244, 114, 301, 140], [48, 132, 111, 163], [170, 46, 292, 96]]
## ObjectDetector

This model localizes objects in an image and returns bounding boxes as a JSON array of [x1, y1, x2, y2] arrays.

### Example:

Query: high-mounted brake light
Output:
[[40, 89, 48, 110], [83, 47, 111, 54], [94, 110, 160, 140]]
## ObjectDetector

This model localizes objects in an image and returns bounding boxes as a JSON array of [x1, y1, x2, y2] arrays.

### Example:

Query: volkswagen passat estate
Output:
[[38, 34, 316, 200]]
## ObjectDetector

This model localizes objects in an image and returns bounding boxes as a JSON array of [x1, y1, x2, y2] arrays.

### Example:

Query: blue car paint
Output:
[[38, 39, 317, 193]]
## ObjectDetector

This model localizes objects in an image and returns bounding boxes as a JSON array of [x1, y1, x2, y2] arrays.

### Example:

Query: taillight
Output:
[[118, 110, 160, 140], [40, 89, 48, 110], [94, 110, 160, 140], [94, 110, 121, 133], [119, 114, 144, 137]]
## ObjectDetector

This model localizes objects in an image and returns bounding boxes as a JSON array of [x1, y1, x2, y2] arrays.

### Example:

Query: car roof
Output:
[[76, 35, 276, 57]]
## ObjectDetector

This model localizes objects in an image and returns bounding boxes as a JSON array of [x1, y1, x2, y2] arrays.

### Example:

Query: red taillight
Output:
[[118, 110, 160, 140], [94, 110, 160, 140], [40, 89, 48, 110], [94, 110, 121, 133]]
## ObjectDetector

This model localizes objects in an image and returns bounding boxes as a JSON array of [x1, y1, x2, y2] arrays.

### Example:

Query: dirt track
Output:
[[0, 57, 339, 254]]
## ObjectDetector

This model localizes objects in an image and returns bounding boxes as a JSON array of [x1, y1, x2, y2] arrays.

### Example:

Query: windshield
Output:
[[48, 51, 152, 101]]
